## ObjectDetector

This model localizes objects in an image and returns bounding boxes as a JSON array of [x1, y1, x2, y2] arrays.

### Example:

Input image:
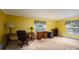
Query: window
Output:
[[66, 20, 79, 35], [34, 21, 46, 32]]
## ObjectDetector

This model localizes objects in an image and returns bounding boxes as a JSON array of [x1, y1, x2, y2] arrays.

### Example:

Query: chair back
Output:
[[17, 30, 27, 41]]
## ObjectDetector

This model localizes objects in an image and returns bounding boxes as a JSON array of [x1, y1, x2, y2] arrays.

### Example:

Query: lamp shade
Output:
[[6, 22, 14, 28]]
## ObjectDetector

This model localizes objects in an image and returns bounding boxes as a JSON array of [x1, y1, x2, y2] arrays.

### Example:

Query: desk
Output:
[[2, 33, 18, 49], [9, 33, 18, 40]]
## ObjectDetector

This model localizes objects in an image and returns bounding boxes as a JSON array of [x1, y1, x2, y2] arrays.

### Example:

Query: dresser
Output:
[[52, 28, 58, 36], [37, 32, 47, 40]]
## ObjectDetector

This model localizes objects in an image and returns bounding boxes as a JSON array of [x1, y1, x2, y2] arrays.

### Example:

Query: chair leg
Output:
[[18, 40, 29, 47], [26, 41, 29, 46], [22, 41, 25, 44], [17, 42, 23, 47], [20, 43, 23, 47], [21, 41, 26, 47]]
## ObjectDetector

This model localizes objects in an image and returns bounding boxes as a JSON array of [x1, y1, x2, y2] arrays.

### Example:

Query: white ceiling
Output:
[[2, 9, 79, 20]]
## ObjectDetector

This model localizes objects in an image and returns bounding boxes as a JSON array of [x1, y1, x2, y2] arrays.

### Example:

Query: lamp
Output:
[[6, 22, 14, 34], [30, 26, 33, 32]]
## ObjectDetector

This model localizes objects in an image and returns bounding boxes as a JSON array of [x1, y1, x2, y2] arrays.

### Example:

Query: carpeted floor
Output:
[[6, 37, 79, 50]]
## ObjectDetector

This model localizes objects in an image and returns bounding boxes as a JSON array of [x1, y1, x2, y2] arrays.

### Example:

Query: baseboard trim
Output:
[[60, 36, 79, 41]]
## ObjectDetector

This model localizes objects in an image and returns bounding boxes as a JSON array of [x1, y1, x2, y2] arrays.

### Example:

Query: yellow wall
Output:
[[6, 15, 79, 39], [6, 15, 56, 33], [1, 10, 79, 44], [56, 17, 79, 39], [56, 20, 66, 36], [0, 10, 6, 44]]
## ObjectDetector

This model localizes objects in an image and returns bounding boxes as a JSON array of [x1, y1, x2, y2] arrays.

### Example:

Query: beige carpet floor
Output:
[[6, 37, 79, 50]]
